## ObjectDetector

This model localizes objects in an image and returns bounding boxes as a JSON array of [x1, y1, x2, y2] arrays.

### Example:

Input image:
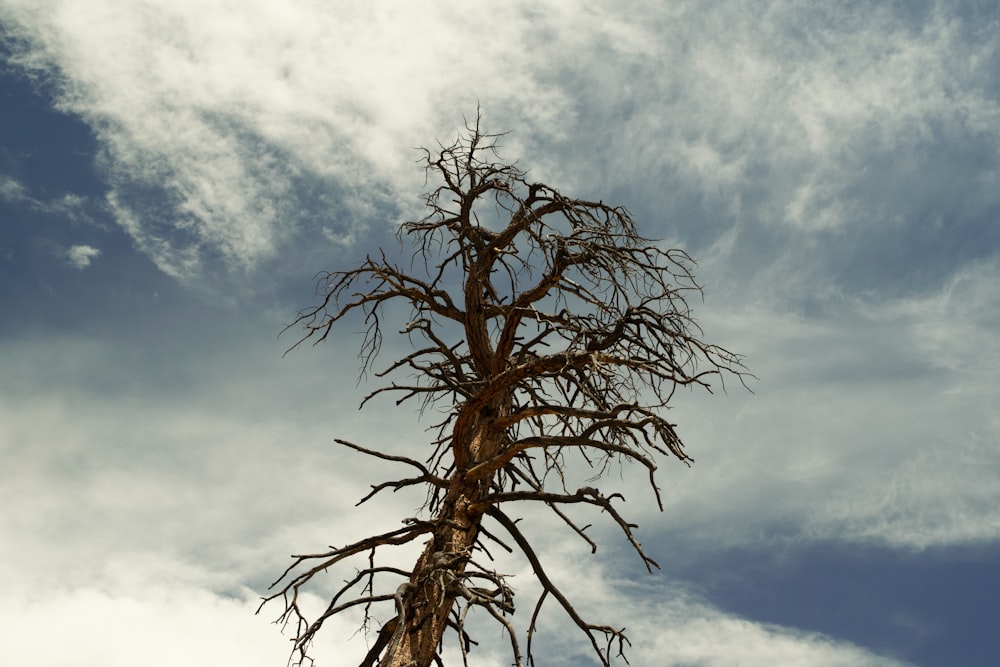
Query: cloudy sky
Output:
[[2, 1, 998, 665]]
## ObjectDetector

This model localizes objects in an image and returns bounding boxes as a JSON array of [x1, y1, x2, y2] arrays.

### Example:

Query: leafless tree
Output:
[[261, 114, 748, 667]]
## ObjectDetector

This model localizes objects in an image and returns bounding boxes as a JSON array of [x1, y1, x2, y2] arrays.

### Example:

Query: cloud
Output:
[[4, 0, 992, 296], [0, 320, 452, 602], [0, 0, 624, 285], [0, 317, 917, 666], [613, 581, 911, 667], [66, 243, 100, 268], [1, 171, 90, 215], [620, 257, 1000, 552], [2, 1, 998, 661], [427, 543, 913, 667], [0, 173, 30, 202], [0, 582, 294, 667], [0, 562, 906, 667]]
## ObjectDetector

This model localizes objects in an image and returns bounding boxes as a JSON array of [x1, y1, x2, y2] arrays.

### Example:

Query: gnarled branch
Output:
[[262, 111, 749, 667]]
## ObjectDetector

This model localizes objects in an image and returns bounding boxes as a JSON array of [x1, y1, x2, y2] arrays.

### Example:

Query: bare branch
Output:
[[265, 111, 749, 667], [488, 507, 630, 667]]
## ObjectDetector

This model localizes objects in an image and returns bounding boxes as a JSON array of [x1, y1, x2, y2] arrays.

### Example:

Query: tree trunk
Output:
[[379, 416, 502, 667]]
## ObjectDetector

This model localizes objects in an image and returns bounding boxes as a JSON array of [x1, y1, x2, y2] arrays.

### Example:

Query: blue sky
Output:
[[1, 1, 999, 665]]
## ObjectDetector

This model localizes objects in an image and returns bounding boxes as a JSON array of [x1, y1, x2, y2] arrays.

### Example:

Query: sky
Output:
[[1, 1, 998, 665]]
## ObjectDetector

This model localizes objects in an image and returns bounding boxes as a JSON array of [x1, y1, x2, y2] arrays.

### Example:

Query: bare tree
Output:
[[261, 114, 748, 667]]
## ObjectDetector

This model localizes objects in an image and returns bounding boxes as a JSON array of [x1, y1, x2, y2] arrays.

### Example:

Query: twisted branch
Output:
[[262, 111, 749, 667]]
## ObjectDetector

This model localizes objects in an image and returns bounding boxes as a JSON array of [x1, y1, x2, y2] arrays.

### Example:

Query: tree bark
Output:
[[380, 412, 503, 667]]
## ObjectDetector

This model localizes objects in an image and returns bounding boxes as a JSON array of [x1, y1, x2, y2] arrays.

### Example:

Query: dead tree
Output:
[[261, 114, 747, 667]]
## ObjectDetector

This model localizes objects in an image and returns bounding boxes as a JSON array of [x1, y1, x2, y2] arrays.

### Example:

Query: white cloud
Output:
[[0, 173, 29, 202], [66, 243, 100, 268], [626, 258, 1000, 551], [0, 559, 907, 667], [619, 582, 910, 667], [0, 335, 379, 584], [0, 582, 294, 667], [0, 0, 631, 284], [4, 0, 993, 289], [0, 172, 95, 222], [0, 320, 916, 666], [434, 544, 913, 667]]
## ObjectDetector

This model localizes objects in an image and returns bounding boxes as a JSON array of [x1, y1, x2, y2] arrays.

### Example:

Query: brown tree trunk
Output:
[[379, 417, 502, 667]]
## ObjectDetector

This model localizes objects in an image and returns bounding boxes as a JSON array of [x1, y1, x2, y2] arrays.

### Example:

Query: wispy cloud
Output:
[[66, 243, 100, 268], [1, 171, 98, 222], [7, 1, 992, 294], [1, 0, 635, 284], [438, 544, 914, 667], [630, 257, 1000, 551], [598, 578, 912, 667], [0, 173, 30, 202]]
